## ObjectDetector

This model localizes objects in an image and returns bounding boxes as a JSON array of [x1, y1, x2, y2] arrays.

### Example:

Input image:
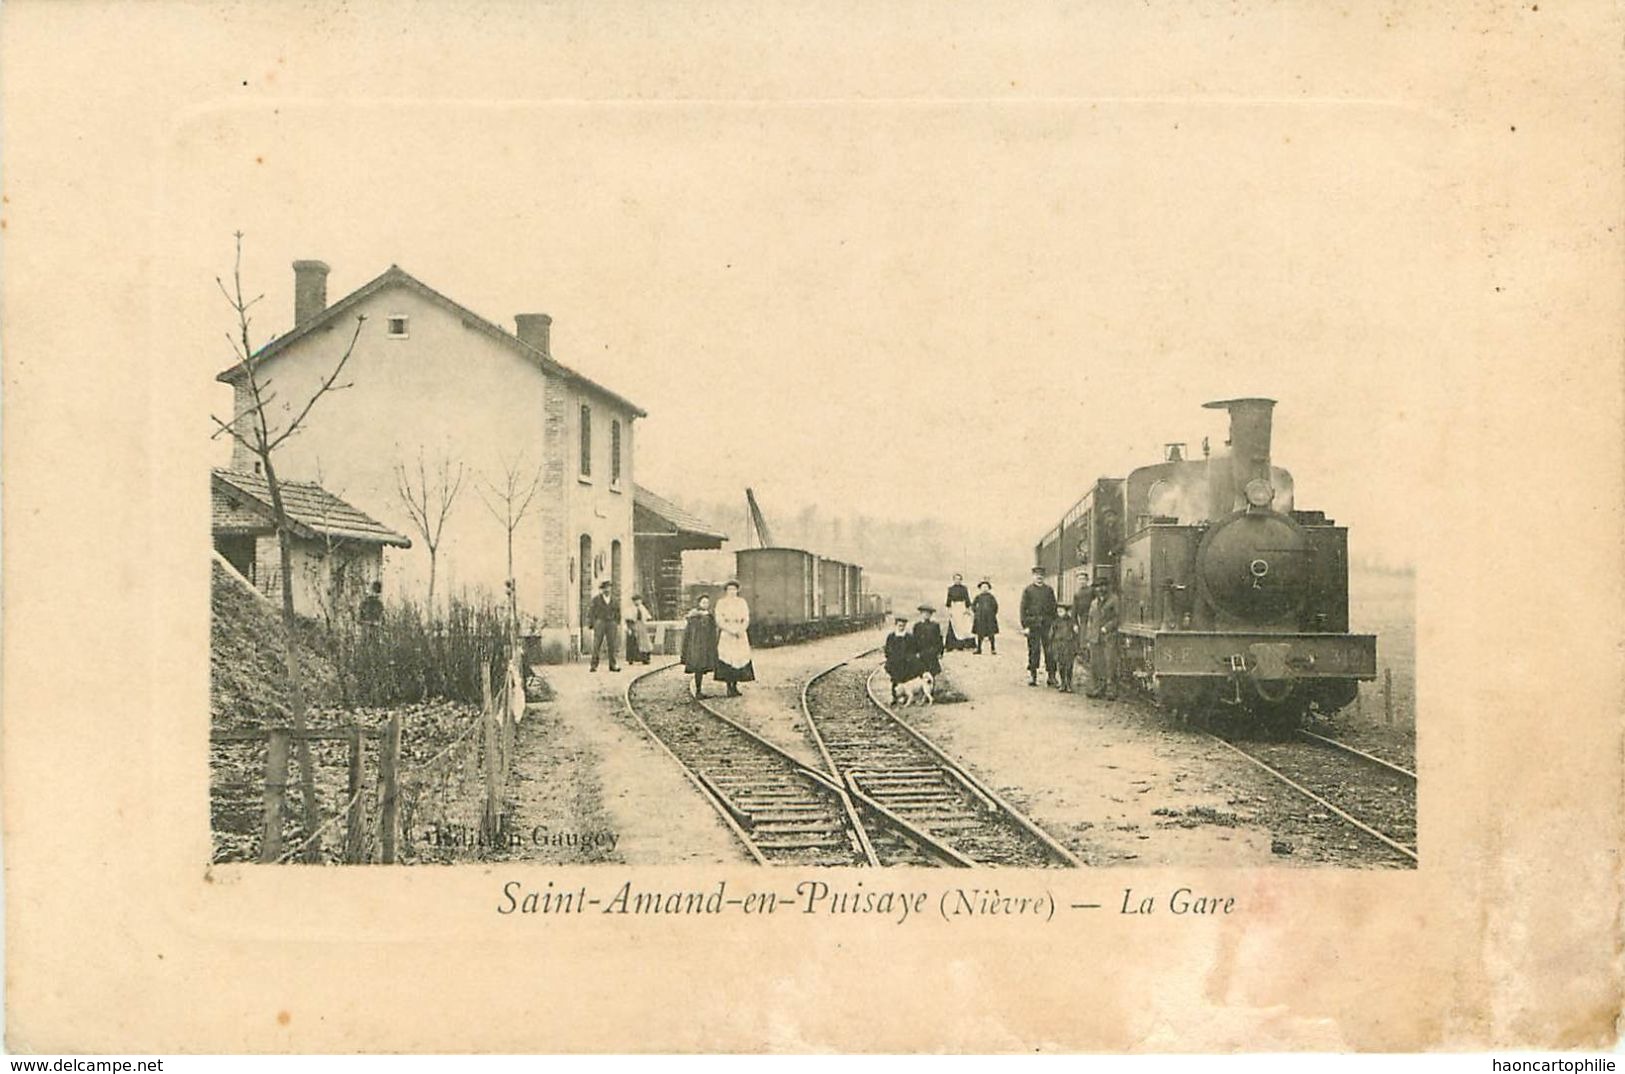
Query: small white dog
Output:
[[891, 671, 935, 707]]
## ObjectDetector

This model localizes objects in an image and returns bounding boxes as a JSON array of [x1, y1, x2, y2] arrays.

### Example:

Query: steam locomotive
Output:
[[1035, 398, 1376, 727]]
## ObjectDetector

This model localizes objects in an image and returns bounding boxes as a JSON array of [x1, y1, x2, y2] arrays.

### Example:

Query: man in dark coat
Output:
[[883, 616, 920, 702], [1084, 587, 1105, 696], [588, 580, 620, 672], [681, 594, 719, 697], [1020, 566, 1059, 686], [912, 604, 945, 676], [1097, 588, 1121, 700], [972, 579, 999, 655]]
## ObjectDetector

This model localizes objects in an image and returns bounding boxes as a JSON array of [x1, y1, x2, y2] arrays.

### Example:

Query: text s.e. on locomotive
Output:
[[1037, 398, 1377, 727]]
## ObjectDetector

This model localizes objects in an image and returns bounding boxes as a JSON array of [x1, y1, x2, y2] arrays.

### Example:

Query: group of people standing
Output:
[[883, 573, 1003, 696], [943, 573, 1002, 655], [585, 581, 756, 698], [586, 581, 659, 672], [1019, 566, 1119, 697], [678, 582, 755, 698]]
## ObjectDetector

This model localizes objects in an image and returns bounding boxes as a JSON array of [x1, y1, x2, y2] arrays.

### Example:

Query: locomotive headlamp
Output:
[[1244, 479, 1275, 508]]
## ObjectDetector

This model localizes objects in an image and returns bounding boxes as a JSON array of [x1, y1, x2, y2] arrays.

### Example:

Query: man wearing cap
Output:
[[588, 579, 621, 672], [1020, 566, 1059, 686], [912, 604, 945, 677]]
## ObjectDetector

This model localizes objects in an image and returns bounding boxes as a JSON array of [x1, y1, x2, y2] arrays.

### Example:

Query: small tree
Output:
[[394, 449, 465, 614], [210, 232, 363, 861], [474, 453, 544, 633]]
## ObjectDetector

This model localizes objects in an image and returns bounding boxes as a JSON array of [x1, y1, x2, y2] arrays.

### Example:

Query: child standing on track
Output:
[[681, 594, 719, 698]]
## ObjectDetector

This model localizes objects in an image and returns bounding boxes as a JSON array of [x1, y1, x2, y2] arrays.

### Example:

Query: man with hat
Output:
[[1020, 565, 1059, 686], [912, 604, 945, 677], [588, 579, 621, 672], [1084, 581, 1119, 700]]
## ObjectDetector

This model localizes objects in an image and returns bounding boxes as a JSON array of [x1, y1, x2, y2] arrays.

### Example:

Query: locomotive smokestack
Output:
[[1204, 398, 1277, 510]]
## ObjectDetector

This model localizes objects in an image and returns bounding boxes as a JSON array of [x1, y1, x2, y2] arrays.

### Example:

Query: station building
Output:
[[216, 260, 720, 655]]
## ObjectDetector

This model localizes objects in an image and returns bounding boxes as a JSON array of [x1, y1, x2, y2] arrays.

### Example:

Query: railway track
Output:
[[1207, 729, 1417, 865], [1297, 728, 1417, 782], [792, 655, 1079, 868], [623, 661, 952, 867]]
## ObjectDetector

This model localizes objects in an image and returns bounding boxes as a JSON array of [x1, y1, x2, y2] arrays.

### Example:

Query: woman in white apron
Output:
[[625, 594, 655, 665], [712, 580, 755, 697], [945, 573, 975, 652]]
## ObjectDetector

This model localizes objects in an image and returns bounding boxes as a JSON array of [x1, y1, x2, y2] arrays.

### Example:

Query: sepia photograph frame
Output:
[[3, 0, 1621, 1055]]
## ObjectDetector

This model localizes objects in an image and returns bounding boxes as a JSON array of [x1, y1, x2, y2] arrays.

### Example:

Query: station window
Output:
[[579, 405, 592, 479], [386, 315, 409, 339], [611, 419, 622, 488]]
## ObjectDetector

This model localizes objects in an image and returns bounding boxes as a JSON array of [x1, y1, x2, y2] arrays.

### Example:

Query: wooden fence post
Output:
[[1382, 668, 1394, 726], [480, 662, 502, 843], [259, 729, 290, 864], [379, 714, 402, 863], [500, 645, 519, 793], [345, 725, 366, 864], [1354, 685, 1364, 721]]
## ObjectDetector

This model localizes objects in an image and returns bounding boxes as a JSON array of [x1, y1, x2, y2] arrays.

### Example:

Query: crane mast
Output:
[[745, 487, 775, 549]]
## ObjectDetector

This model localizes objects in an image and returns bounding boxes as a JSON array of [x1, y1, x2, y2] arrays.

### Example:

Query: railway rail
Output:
[[792, 656, 1078, 867], [623, 661, 952, 867], [1297, 728, 1417, 782], [1207, 730, 1417, 865]]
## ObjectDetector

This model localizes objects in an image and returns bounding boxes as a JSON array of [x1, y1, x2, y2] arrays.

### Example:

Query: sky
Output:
[[182, 92, 1455, 570]]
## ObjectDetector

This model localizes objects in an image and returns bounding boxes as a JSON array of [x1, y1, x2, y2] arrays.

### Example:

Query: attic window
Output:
[[386, 315, 410, 339]]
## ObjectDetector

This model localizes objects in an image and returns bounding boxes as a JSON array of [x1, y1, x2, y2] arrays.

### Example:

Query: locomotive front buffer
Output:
[[1140, 629, 1378, 711]]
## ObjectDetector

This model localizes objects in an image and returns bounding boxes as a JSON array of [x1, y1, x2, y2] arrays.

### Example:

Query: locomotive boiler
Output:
[[1036, 398, 1376, 727]]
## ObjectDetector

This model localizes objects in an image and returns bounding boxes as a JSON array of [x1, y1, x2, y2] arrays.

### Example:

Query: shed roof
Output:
[[633, 484, 728, 550], [212, 469, 412, 548], [214, 264, 646, 418]]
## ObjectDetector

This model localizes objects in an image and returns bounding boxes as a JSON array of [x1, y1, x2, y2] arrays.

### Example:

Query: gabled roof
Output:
[[634, 484, 728, 550], [212, 469, 412, 548], [214, 264, 646, 418]]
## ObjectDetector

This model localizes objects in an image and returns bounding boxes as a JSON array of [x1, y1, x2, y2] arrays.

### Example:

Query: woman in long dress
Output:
[[972, 579, 1000, 655], [681, 595, 719, 697], [945, 573, 975, 652], [625, 594, 656, 665], [712, 580, 755, 697]]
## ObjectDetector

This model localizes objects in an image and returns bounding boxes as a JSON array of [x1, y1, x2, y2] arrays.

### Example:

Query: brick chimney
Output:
[[293, 260, 330, 326], [515, 313, 552, 357]]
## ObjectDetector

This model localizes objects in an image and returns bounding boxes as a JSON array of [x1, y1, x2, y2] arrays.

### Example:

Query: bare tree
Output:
[[394, 450, 465, 613], [210, 232, 364, 861], [474, 454, 544, 632]]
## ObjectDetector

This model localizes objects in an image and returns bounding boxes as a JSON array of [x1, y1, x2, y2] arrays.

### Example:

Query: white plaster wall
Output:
[[562, 383, 637, 638], [225, 281, 635, 629]]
